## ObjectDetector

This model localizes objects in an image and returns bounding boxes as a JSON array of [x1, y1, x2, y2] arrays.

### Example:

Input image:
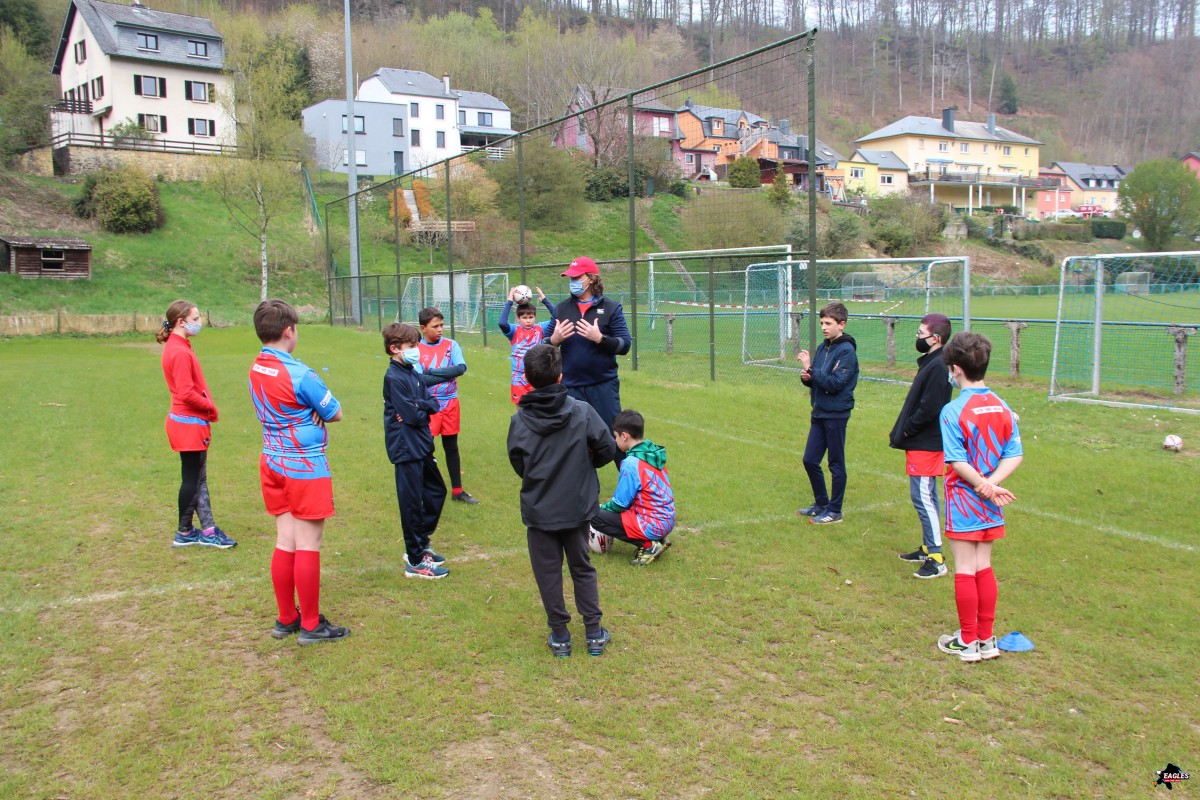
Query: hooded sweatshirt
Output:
[[507, 383, 617, 529], [600, 440, 676, 541], [800, 333, 859, 418]]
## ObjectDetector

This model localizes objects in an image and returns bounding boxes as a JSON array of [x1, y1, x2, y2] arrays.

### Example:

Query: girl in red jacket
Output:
[[157, 300, 236, 549]]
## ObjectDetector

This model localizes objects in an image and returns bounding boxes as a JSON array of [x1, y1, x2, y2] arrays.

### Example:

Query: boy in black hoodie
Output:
[[507, 343, 618, 658], [796, 302, 859, 525], [383, 323, 449, 580]]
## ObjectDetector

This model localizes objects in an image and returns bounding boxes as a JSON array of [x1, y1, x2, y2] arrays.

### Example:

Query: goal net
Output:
[[1050, 252, 1200, 411], [398, 272, 510, 332], [647, 245, 793, 329]]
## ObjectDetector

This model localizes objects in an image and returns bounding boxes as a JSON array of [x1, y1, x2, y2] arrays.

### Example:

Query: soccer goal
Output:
[[1050, 252, 1200, 412], [647, 245, 793, 329], [741, 256, 970, 368], [398, 271, 509, 332]]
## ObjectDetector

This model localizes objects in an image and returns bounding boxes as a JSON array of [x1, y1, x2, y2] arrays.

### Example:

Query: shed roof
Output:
[[0, 235, 91, 249]]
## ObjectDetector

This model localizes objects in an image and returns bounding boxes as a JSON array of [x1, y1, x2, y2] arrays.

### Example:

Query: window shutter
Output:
[[159, 116, 166, 133], [185, 82, 192, 100], [134, 76, 142, 95], [210, 120, 216, 136], [159, 78, 166, 98], [137, 113, 145, 127], [208, 84, 216, 102], [187, 118, 194, 135]]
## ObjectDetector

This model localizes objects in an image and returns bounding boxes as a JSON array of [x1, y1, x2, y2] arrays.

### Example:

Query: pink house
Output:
[[1182, 153, 1200, 178], [1036, 168, 1072, 219], [553, 85, 680, 168]]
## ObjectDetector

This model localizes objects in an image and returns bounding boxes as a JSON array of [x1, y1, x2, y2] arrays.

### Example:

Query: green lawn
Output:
[[2, 326, 1198, 798]]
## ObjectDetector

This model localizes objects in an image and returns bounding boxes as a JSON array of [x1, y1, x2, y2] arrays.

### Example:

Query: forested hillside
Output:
[[3, 0, 1199, 164]]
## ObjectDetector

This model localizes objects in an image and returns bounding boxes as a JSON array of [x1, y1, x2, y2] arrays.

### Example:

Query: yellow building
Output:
[[845, 149, 909, 197], [855, 109, 1054, 214]]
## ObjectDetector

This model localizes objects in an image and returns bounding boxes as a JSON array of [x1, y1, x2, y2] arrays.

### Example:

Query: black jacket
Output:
[[800, 333, 859, 418], [552, 294, 631, 388], [507, 383, 617, 529], [383, 359, 440, 464], [889, 348, 952, 452]]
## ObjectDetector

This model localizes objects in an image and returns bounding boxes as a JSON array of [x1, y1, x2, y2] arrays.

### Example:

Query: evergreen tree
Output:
[[766, 168, 792, 210], [727, 156, 762, 188], [998, 73, 1018, 115]]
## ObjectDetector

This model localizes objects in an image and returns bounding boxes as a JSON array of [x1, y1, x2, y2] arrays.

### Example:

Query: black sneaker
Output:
[[452, 491, 480, 505], [297, 619, 351, 645], [898, 546, 928, 563], [271, 609, 327, 639], [586, 627, 611, 656], [913, 557, 948, 579], [547, 635, 572, 658]]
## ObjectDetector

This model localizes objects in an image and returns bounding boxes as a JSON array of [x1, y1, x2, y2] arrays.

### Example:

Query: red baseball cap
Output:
[[562, 256, 599, 277]]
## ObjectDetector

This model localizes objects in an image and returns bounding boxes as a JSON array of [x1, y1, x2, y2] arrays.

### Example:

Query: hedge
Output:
[[1091, 218, 1127, 239]]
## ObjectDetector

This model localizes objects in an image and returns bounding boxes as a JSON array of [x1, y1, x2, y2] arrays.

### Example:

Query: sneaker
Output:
[[547, 634, 572, 658], [452, 491, 480, 505], [405, 556, 450, 579], [914, 557, 948, 579], [977, 636, 1001, 660], [197, 527, 237, 549], [271, 610, 327, 639], [404, 549, 447, 566], [171, 528, 200, 547], [297, 619, 352, 645], [797, 504, 826, 517], [586, 627, 611, 656], [809, 511, 843, 525], [898, 546, 928, 563], [937, 631, 982, 662], [631, 541, 665, 566]]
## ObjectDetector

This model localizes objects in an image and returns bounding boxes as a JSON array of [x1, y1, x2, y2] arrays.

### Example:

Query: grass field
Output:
[[2, 326, 1199, 799]]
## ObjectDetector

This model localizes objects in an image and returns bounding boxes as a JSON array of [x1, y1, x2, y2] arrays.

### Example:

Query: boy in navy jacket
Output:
[[383, 323, 449, 579], [796, 302, 859, 525]]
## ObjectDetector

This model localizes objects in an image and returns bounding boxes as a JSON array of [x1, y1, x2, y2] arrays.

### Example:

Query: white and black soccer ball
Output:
[[512, 284, 534, 304], [1163, 434, 1183, 452], [587, 526, 612, 554]]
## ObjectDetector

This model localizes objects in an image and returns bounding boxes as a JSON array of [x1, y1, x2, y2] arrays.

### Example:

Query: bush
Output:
[[387, 187, 412, 227], [411, 179, 435, 221], [963, 215, 991, 240], [668, 179, 688, 198], [72, 166, 164, 233], [727, 156, 761, 188], [488, 137, 585, 229], [867, 195, 945, 255], [784, 207, 865, 259], [1091, 218, 1127, 239], [1014, 221, 1090, 242], [868, 219, 913, 257]]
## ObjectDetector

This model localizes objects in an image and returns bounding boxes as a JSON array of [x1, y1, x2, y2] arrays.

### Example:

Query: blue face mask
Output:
[[401, 347, 420, 366], [569, 278, 585, 297], [948, 369, 958, 387], [184, 321, 202, 336]]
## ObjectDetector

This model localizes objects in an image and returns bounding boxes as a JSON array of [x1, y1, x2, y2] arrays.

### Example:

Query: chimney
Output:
[[941, 107, 955, 133], [131, 0, 143, 6], [779, 119, 791, 135], [442, 73, 450, 94], [684, 97, 693, 109], [987, 113, 996, 135]]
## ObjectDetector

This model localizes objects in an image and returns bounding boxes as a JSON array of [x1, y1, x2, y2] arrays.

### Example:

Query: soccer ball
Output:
[[1163, 434, 1183, 452], [512, 284, 534, 304], [587, 526, 612, 554]]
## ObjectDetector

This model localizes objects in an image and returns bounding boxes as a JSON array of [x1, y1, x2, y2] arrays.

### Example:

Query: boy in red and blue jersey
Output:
[[417, 307, 478, 505], [249, 300, 350, 645], [590, 410, 676, 566], [935, 331, 1023, 663], [498, 285, 556, 404]]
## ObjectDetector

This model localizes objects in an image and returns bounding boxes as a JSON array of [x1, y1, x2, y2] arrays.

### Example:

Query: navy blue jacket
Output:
[[383, 359, 439, 464], [801, 333, 859, 419], [552, 294, 631, 388]]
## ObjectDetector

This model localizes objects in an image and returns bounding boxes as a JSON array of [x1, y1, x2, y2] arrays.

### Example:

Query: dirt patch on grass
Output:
[[0, 174, 93, 235]]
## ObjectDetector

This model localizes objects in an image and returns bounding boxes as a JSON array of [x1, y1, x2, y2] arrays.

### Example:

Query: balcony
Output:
[[908, 168, 1061, 189]]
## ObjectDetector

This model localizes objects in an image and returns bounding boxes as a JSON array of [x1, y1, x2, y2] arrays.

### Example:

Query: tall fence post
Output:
[[1167, 326, 1197, 395], [627, 94, 639, 372], [885, 317, 897, 367], [1005, 320, 1028, 377], [664, 314, 675, 354], [708, 256, 716, 381], [445, 165, 455, 339], [790, 312, 806, 356]]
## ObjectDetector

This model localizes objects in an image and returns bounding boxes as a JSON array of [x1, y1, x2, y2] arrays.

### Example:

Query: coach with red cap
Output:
[[548, 256, 632, 440]]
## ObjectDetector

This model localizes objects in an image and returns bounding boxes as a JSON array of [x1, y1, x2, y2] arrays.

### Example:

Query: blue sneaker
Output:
[[171, 528, 200, 548], [405, 557, 449, 579], [547, 634, 572, 658], [405, 549, 446, 566], [198, 527, 237, 549], [586, 627, 611, 656]]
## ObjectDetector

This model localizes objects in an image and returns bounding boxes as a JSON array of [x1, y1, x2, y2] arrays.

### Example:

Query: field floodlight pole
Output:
[[344, 0, 361, 325], [807, 35, 819, 351], [627, 93, 639, 371]]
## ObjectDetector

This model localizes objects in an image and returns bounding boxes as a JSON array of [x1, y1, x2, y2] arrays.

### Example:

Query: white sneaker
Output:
[[977, 635, 1000, 660], [937, 631, 982, 662]]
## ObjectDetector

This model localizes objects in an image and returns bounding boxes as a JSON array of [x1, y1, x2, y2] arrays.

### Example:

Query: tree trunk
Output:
[[257, 179, 269, 302]]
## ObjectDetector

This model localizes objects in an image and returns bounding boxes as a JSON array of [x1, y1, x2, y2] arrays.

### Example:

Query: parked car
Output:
[[1052, 209, 1083, 219]]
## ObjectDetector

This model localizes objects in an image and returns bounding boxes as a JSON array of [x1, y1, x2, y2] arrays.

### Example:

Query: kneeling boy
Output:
[[591, 410, 676, 566]]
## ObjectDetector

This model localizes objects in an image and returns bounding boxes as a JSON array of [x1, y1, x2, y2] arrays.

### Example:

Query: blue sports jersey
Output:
[[940, 387, 1023, 532], [249, 347, 341, 479]]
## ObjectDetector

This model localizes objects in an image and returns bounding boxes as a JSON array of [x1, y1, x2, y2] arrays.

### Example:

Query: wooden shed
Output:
[[0, 235, 92, 280]]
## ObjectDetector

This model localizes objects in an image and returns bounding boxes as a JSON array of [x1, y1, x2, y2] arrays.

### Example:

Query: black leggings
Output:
[[178, 450, 215, 532], [440, 434, 462, 490]]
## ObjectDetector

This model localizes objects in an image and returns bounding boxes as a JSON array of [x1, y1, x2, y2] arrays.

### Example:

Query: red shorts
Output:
[[945, 524, 1005, 542], [165, 415, 210, 451], [510, 383, 533, 404], [905, 450, 944, 477], [259, 455, 335, 520], [430, 398, 461, 436]]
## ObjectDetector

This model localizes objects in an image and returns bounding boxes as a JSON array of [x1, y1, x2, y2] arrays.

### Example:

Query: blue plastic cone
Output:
[[998, 632, 1035, 652]]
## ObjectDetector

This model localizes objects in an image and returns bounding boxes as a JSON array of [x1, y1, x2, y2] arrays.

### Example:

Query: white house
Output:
[[305, 69, 514, 176], [50, 0, 233, 148]]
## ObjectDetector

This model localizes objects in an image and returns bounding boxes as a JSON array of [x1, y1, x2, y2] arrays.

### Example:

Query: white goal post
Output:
[[647, 245, 793, 329]]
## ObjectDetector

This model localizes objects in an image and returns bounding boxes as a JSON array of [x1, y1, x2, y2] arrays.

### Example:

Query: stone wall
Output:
[[15, 145, 219, 181], [0, 313, 164, 336]]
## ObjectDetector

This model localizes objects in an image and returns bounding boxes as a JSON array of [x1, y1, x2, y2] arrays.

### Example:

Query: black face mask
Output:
[[915, 335, 934, 354]]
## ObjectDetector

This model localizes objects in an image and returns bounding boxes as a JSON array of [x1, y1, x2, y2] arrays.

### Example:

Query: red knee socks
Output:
[[954, 573, 979, 644], [271, 548, 298, 624], [294, 550, 322, 631], [975, 567, 998, 641]]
